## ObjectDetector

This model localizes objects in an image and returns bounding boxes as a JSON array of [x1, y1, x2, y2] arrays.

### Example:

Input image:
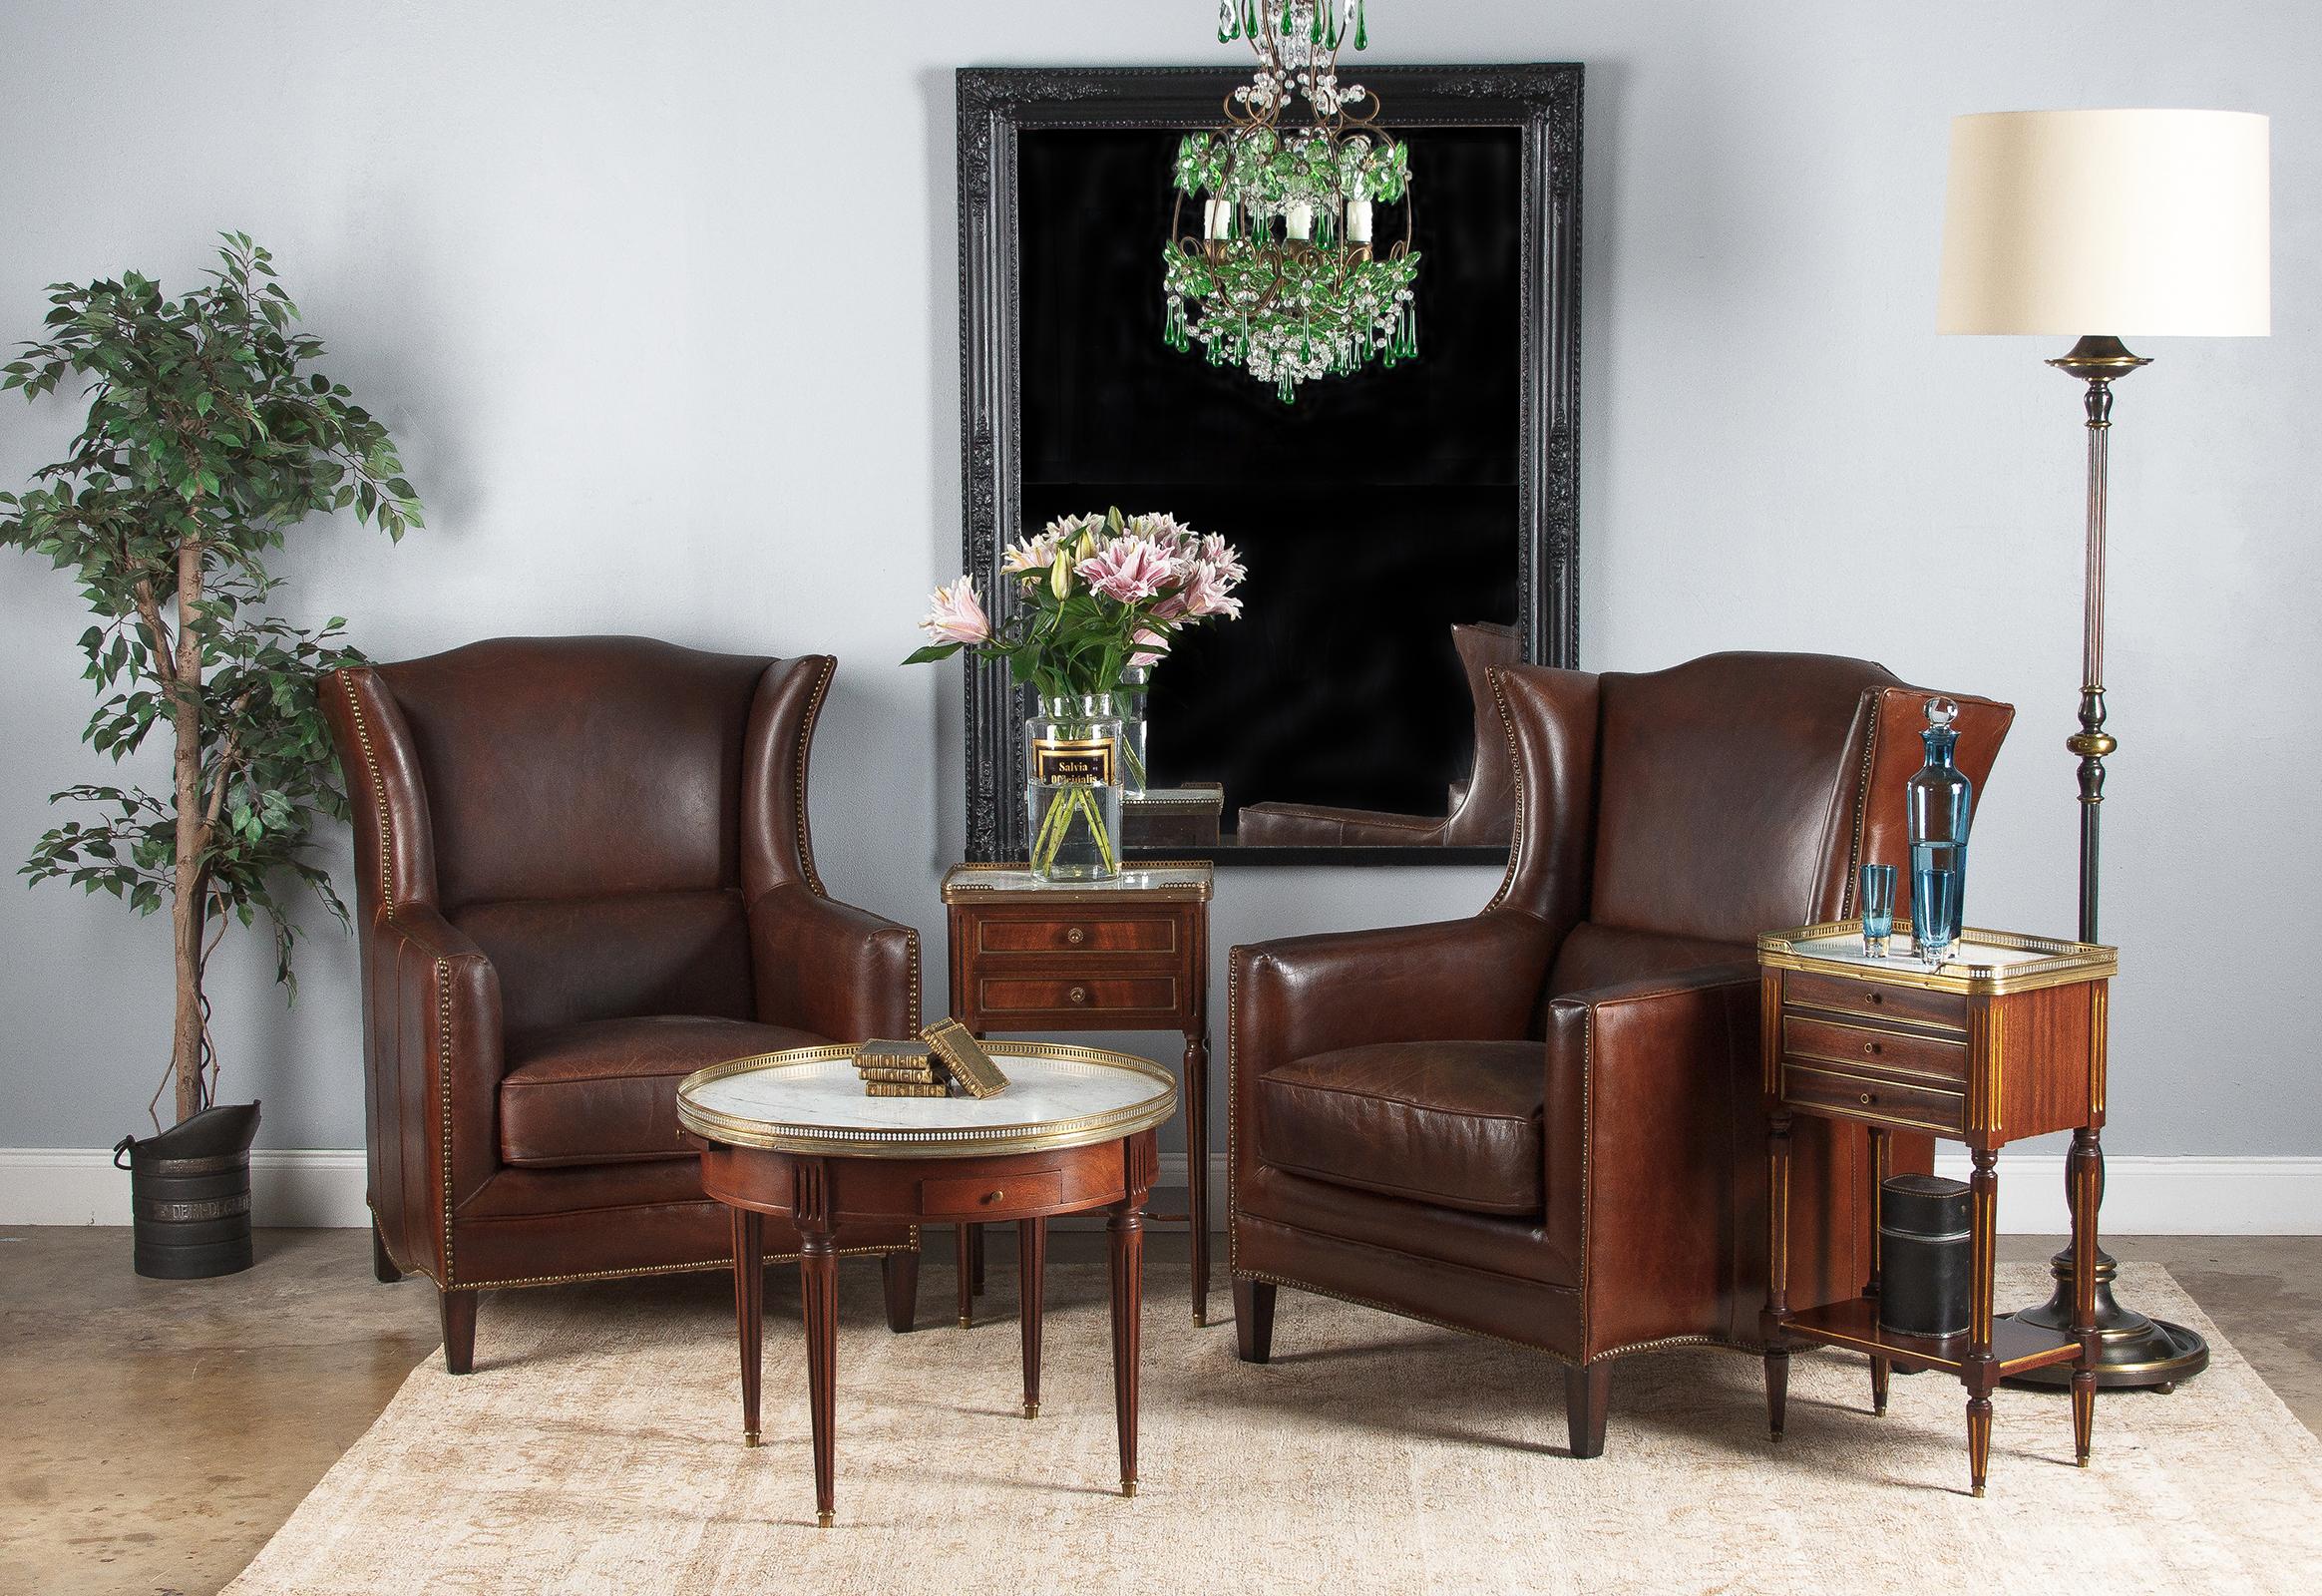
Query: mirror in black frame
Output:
[[958, 66, 1582, 865]]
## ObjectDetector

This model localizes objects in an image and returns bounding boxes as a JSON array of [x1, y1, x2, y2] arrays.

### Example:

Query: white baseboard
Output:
[[0, 1147, 371, 1228], [5, 1148, 2317, 1235]]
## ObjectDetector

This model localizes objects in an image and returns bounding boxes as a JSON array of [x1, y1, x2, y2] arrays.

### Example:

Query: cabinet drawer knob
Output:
[[1868, 992, 1886, 1005], [1068, 987, 1088, 1004], [1065, 926, 1085, 945], [1864, 1040, 1884, 1056], [981, 1189, 1005, 1205], [1859, 1092, 1876, 1106]]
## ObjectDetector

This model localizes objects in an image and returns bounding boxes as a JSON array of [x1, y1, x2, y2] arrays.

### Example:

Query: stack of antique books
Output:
[[853, 1020, 1010, 1099]]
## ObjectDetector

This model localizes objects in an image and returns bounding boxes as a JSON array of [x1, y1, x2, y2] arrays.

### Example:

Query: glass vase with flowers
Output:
[[908, 508, 1246, 879]]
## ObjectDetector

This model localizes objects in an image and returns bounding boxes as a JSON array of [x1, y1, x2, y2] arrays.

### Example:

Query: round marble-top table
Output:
[[676, 1042, 1176, 1525]]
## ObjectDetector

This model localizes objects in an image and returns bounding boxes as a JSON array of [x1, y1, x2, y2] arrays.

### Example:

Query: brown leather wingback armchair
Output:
[[1228, 652, 2011, 1454], [325, 636, 924, 1374]]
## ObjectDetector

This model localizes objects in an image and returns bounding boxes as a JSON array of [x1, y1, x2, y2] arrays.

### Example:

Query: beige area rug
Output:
[[226, 1260, 2322, 1595]]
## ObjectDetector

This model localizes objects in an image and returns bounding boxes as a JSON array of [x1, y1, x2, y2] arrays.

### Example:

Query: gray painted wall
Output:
[[1, 2, 2313, 1162]]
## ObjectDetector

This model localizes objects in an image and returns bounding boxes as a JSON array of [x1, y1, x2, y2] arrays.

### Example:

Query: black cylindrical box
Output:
[[1880, 1173, 1971, 1337]]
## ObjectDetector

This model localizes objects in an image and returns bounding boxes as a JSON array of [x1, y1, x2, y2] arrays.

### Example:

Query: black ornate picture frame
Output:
[[958, 64, 1583, 866]]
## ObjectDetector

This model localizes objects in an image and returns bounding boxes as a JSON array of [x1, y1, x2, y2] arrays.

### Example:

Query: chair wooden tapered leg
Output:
[[371, 1221, 402, 1284], [732, 1208, 764, 1445], [881, 1247, 920, 1334], [1565, 1364, 1612, 1459], [1233, 1277, 1276, 1365], [1018, 1218, 1046, 1417], [439, 1288, 477, 1376]]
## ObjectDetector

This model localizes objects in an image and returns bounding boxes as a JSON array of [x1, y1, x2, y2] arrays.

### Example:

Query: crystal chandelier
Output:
[[1163, 1, 1419, 403]]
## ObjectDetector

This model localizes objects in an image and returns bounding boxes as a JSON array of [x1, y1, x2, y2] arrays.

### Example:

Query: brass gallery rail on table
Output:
[[677, 1042, 1177, 1527], [1757, 921, 2119, 1497]]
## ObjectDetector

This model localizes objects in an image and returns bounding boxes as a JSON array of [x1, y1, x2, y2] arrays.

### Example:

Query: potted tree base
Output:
[[2, 235, 420, 1278], [115, 1102, 263, 1278]]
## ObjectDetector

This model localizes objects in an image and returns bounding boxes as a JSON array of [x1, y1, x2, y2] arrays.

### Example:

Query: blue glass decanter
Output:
[[1906, 697, 1972, 965]]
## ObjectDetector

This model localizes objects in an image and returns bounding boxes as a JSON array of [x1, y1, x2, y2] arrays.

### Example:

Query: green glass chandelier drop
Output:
[[1172, 1, 1418, 402]]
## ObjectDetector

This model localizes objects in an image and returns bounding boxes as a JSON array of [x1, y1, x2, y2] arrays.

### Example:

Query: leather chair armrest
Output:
[[748, 882, 921, 1042], [1232, 911, 1559, 1079], [366, 907, 505, 1256], [1541, 962, 1761, 1356]]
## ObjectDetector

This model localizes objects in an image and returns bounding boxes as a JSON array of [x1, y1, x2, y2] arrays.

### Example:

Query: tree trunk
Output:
[[169, 542, 207, 1123]]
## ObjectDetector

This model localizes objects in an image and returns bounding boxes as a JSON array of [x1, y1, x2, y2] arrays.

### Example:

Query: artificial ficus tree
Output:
[[0, 234, 421, 1126]]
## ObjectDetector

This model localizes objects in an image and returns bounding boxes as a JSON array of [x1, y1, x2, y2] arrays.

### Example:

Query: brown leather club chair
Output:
[[1228, 652, 2011, 1454], [325, 636, 923, 1374], [1237, 620, 1522, 846]]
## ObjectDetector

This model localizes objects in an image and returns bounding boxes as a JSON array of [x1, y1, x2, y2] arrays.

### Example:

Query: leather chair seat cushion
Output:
[[1254, 1039, 1546, 1217], [500, 1015, 827, 1167]]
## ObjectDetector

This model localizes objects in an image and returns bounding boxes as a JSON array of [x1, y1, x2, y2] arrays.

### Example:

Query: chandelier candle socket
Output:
[[1165, 0, 1418, 401]]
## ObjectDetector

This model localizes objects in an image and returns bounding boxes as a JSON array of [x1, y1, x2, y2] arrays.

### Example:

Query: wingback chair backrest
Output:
[[331, 636, 832, 1038], [1440, 621, 1525, 845], [1488, 654, 2013, 999]]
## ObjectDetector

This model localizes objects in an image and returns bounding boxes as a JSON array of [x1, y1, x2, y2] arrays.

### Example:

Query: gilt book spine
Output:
[[921, 1018, 1009, 1099], [859, 1066, 947, 1085], [864, 1082, 952, 1099]]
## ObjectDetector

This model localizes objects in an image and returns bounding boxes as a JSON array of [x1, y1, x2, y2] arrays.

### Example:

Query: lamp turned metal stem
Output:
[[2003, 334, 2209, 1393]]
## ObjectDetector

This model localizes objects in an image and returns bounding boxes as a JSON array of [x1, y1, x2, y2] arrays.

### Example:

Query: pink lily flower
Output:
[[1128, 627, 1172, 670], [1180, 560, 1245, 619], [1198, 534, 1248, 586], [919, 575, 991, 645], [1077, 536, 1178, 604]]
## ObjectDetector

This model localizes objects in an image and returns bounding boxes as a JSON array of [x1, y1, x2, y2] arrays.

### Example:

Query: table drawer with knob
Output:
[[976, 916, 1178, 956], [918, 1168, 1065, 1219], [1780, 1061, 1967, 1135], [1782, 970, 1967, 1032], [1781, 1011, 1970, 1086], [977, 976, 1181, 1017]]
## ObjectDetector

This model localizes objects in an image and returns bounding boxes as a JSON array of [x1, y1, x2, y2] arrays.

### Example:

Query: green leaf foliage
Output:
[[0, 233, 419, 1030]]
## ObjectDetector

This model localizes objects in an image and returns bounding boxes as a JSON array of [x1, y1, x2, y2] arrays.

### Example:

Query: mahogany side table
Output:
[[678, 1041, 1174, 1525], [1757, 921, 2119, 1497], [940, 861, 1215, 1326]]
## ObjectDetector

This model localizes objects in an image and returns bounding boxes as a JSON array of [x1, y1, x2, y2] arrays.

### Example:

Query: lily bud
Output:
[[1076, 529, 1097, 561], [1050, 552, 1072, 599]]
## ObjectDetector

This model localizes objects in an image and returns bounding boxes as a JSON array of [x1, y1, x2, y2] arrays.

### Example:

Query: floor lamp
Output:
[[1937, 109, 2270, 1390]]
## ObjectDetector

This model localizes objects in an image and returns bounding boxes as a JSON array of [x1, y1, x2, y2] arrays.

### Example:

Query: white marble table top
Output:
[[677, 1043, 1177, 1158]]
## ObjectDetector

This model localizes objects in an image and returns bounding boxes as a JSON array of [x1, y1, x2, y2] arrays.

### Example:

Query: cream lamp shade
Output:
[[1937, 109, 2270, 337]]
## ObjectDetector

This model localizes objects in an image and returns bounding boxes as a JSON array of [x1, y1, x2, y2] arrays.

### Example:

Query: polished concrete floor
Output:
[[4, 1228, 2317, 1595]]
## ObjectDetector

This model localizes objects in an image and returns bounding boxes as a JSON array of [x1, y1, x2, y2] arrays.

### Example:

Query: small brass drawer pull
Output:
[[1859, 1092, 1876, 1106], [1069, 987, 1088, 1004], [1868, 992, 1886, 1005], [981, 1189, 1005, 1205], [1864, 1040, 1884, 1056], [1065, 926, 1085, 945]]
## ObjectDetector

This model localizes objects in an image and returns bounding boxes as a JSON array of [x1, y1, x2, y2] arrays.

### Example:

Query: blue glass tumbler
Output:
[[1859, 864, 1897, 959]]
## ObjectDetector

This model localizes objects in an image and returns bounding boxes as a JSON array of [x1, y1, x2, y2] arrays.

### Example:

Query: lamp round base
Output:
[[1999, 1246, 2210, 1391]]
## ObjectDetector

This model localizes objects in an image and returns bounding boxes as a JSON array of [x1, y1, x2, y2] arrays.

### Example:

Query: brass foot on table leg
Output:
[[1194, 1311, 1205, 1327], [1972, 1486, 1986, 1499], [1120, 1479, 1138, 1498], [816, 1510, 835, 1528], [958, 1314, 972, 1329], [1022, 1401, 1039, 1419], [743, 1430, 760, 1448]]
